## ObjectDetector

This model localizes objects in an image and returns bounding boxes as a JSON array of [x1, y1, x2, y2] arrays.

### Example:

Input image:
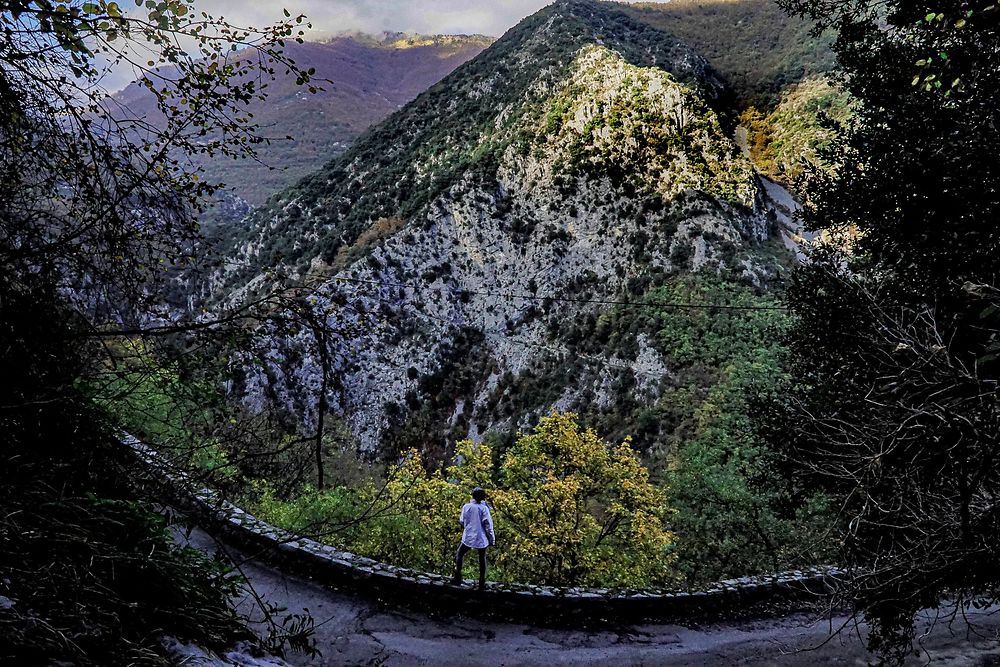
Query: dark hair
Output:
[[472, 487, 486, 502]]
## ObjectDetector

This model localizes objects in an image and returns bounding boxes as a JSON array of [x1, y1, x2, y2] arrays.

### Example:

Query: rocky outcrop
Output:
[[214, 0, 793, 455]]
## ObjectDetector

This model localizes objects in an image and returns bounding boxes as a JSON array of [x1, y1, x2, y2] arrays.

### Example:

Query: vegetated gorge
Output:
[[12, 0, 1000, 662], [117, 0, 846, 592], [109, 0, 843, 593]]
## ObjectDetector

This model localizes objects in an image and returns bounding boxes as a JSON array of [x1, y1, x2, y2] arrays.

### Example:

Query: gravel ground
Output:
[[182, 529, 1000, 666]]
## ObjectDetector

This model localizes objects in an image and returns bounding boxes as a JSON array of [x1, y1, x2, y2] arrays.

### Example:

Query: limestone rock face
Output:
[[212, 0, 791, 454]]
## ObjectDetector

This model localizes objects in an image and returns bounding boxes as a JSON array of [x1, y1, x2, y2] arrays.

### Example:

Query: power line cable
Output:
[[331, 275, 788, 312], [215, 258, 788, 313], [338, 277, 675, 380]]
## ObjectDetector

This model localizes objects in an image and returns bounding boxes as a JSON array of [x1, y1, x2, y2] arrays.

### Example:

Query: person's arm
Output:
[[459, 505, 465, 527], [481, 505, 495, 546]]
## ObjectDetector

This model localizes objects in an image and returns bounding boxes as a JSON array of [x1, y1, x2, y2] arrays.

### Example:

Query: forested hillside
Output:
[[110, 34, 491, 210], [617, 0, 849, 194], [620, 0, 836, 107], [164, 0, 836, 588], [741, 76, 854, 189]]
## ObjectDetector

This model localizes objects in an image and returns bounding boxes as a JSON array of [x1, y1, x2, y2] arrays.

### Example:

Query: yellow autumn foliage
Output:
[[358, 413, 674, 587], [490, 413, 676, 588], [252, 413, 675, 588]]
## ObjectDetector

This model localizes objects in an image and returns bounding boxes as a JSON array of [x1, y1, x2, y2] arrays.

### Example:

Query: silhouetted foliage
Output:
[[0, 0, 322, 662], [774, 0, 1000, 662]]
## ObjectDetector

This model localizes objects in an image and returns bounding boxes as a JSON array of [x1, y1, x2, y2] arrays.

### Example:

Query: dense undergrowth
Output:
[[107, 272, 836, 590], [0, 279, 252, 666]]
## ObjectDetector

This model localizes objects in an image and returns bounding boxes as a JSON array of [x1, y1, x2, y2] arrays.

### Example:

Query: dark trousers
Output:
[[453, 543, 487, 587]]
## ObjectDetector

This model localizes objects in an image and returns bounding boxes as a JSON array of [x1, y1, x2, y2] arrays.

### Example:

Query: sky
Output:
[[193, 1, 654, 39], [100, 1, 663, 92]]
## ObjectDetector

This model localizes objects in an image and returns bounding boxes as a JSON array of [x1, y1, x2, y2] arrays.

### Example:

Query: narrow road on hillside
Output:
[[185, 530, 1000, 666], [760, 176, 820, 262]]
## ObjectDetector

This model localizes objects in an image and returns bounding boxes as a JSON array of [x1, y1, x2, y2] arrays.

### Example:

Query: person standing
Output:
[[451, 487, 495, 590]]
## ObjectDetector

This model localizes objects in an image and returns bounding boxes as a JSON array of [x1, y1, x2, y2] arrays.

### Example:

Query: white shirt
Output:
[[459, 501, 495, 549]]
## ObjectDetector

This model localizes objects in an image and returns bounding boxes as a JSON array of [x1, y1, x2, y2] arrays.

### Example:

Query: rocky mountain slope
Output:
[[111, 34, 492, 208], [215, 0, 799, 461]]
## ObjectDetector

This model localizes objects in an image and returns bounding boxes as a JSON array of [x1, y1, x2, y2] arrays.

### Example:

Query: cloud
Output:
[[98, 1, 664, 91], [97, 0, 547, 92], [196, 0, 553, 38]]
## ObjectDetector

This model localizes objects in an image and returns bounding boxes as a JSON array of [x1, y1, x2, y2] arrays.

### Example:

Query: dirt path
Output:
[[184, 530, 1000, 666]]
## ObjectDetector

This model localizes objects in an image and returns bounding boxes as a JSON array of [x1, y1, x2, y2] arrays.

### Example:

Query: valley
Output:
[[4, 0, 997, 660], [124, 0, 845, 593], [110, 33, 492, 212]]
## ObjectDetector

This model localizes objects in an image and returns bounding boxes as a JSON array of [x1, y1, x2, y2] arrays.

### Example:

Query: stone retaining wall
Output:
[[129, 437, 843, 623]]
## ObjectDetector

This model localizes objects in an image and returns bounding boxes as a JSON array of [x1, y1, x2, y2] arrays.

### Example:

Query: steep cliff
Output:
[[216, 0, 795, 458]]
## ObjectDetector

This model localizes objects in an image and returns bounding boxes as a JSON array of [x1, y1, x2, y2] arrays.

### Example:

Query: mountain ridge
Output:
[[110, 34, 493, 208], [205, 0, 796, 460], [223, 0, 735, 279]]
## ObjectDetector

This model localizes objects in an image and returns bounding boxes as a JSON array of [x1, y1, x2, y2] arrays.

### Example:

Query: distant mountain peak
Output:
[[325, 31, 496, 51]]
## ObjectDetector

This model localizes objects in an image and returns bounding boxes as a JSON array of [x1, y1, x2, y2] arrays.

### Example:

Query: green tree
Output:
[[251, 415, 675, 589], [776, 0, 1000, 662]]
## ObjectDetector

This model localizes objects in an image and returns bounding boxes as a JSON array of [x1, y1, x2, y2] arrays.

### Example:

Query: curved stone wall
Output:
[[129, 437, 843, 623]]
